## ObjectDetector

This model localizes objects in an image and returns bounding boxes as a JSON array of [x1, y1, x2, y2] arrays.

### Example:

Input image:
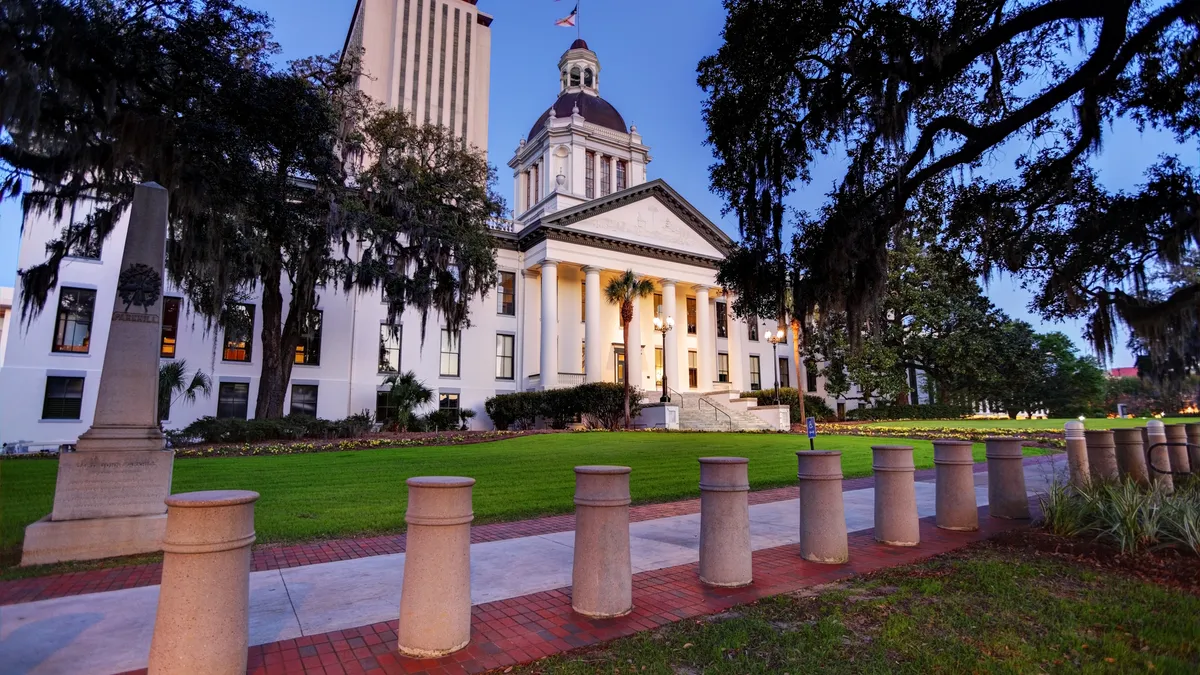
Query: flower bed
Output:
[[172, 430, 537, 458], [816, 423, 1066, 448]]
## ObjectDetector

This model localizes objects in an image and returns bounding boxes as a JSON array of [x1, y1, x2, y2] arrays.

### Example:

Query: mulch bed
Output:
[[987, 529, 1200, 595]]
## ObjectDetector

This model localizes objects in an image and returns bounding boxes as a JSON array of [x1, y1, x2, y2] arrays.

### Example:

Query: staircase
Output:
[[672, 390, 778, 432]]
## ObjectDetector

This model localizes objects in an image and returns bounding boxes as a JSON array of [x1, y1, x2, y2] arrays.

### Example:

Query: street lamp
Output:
[[653, 315, 675, 402], [766, 328, 786, 405]]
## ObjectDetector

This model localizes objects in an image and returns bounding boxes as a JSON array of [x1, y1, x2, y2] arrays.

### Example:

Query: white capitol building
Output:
[[0, 0, 866, 446]]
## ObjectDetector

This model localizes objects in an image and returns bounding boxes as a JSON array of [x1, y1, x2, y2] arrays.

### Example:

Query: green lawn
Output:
[[857, 417, 1195, 430], [0, 432, 1050, 564], [514, 546, 1200, 674]]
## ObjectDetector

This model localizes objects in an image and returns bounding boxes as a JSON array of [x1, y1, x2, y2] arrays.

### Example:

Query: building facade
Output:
[[0, 29, 863, 447]]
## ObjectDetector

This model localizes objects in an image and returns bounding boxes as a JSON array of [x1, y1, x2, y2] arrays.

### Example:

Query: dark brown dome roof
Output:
[[528, 91, 627, 138], [569, 38, 589, 50]]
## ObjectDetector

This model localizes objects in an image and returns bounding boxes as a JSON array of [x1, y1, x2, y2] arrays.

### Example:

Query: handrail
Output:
[[698, 395, 733, 432], [1145, 441, 1196, 476]]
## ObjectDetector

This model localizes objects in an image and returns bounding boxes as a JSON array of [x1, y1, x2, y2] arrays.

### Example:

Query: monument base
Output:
[[51, 449, 174, 521], [21, 512, 167, 566]]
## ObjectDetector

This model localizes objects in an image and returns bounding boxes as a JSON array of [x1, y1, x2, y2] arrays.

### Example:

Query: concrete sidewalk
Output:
[[0, 456, 1068, 675]]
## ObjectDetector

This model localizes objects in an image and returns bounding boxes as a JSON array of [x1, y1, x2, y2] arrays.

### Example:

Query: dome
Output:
[[527, 91, 627, 139], [569, 38, 590, 50]]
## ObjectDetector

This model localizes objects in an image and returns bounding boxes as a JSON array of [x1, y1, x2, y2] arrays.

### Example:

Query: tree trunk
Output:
[[255, 265, 301, 419], [790, 317, 806, 424], [622, 303, 632, 430]]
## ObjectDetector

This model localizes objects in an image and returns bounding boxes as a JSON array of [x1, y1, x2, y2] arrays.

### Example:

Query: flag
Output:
[[555, 3, 577, 27]]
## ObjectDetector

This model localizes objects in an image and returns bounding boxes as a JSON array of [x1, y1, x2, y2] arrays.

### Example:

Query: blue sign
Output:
[[806, 417, 817, 439]]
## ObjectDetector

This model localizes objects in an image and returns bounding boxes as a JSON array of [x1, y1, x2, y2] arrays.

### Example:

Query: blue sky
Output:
[[4, 0, 1182, 366]]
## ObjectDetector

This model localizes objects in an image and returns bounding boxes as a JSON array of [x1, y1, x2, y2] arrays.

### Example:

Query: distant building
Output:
[[1109, 366, 1139, 378]]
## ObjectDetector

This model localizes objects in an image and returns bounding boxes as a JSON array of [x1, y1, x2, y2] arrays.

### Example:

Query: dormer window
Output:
[[570, 66, 581, 87], [583, 68, 594, 88]]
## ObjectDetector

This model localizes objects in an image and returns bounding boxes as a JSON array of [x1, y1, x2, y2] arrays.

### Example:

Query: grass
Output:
[[855, 417, 1195, 430], [513, 546, 1200, 674], [0, 432, 1049, 566]]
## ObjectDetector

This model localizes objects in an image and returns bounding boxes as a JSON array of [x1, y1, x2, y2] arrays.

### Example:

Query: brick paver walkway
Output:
[[111, 504, 1033, 675]]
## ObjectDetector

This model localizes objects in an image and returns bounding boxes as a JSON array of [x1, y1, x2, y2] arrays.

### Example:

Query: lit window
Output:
[[497, 272, 515, 315], [52, 287, 96, 353], [160, 297, 181, 358], [496, 334, 515, 380], [686, 297, 697, 335], [614, 347, 625, 382], [378, 324, 401, 373], [440, 328, 461, 377], [439, 392, 461, 411], [294, 310, 322, 366], [216, 382, 249, 419], [689, 350, 698, 388], [653, 293, 663, 315], [42, 376, 84, 419], [290, 384, 318, 417], [222, 304, 255, 362], [655, 347, 664, 387]]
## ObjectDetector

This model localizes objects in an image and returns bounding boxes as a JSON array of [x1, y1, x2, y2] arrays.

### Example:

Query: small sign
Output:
[[806, 417, 817, 439]]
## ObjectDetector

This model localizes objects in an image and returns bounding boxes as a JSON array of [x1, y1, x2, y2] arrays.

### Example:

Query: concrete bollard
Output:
[[1146, 421, 1174, 493], [1063, 421, 1090, 489], [795, 451, 848, 563], [932, 440, 978, 531], [148, 490, 259, 675], [397, 477, 475, 658], [1113, 428, 1150, 486], [985, 438, 1030, 519], [1084, 429, 1119, 483], [1165, 424, 1192, 475], [572, 466, 633, 618], [1187, 424, 1200, 475], [698, 457, 752, 587], [871, 445, 920, 546]]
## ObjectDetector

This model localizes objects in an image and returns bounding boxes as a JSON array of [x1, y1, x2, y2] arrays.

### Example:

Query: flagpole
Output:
[[577, 0, 581, 39]]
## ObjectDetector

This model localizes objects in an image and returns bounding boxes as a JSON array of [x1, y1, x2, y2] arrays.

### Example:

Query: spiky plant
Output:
[[604, 270, 656, 429], [158, 360, 212, 425]]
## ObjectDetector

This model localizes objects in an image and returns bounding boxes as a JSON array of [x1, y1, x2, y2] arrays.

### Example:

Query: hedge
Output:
[[843, 404, 973, 421], [485, 382, 645, 431], [738, 388, 836, 423], [172, 413, 373, 446]]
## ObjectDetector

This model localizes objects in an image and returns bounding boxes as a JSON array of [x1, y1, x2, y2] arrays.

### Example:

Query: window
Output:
[[497, 271, 515, 315], [749, 356, 762, 391], [717, 353, 729, 383], [614, 347, 625, 382], [686, 297, 697, 335], [806, 360, 818, 393], [42, 376, 84, 419], [581, 280, 586, 320], [440, 328, 461, 376], [715, 301, 727, 338], [65, 222, 102, 259], [222, 304, 254, 362], [290, 384, 318, 417], [655, 347, 664, 387], [378, 324, 401, 373], [216, 382, 249, 419], [653, 293, 663, 315], [376, 390, 397, 423], [688, 350, 698, 388], [160, 297, 181, 358], [616, 160, 626, 191], [748, 319, 759, 342], [585, 150, 595, 198], [52, 287, 96, 353], [496, 334, 515, 379], [600, 156, 611, 195], [778, 358, 790, 388], [583, 68, 593, 87], [294, 311, 322, 366], [439, 392, 460, 412], [570, 66, 581, 87]]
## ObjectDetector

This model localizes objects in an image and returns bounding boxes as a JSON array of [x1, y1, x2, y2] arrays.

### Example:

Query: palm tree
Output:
[[604, 270, 656, 429], [381, 371, 434, 431], [158, 360, 213, 425]]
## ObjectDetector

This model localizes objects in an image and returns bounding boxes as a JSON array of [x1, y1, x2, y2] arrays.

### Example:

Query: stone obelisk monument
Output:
[[22, 183, 175, 565]]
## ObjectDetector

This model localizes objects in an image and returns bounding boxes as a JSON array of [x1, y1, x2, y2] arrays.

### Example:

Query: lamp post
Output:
[[653, 315, 674, 402], [766, 328, 786, 405]]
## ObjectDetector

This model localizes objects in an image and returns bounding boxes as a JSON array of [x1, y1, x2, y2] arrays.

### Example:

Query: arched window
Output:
[[583, 68, 594, 87], [561, 70, 568, 90], [570, 66, 581, 87]]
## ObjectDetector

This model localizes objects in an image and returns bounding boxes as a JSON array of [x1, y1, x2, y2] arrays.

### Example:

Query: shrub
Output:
[[844, 404, 973, 421], [484, 382, 646, 431], [1037, 478, 1200, 555], [423, 408, 461, 431], [485, 391, 541, 430], [577, 382, 644, 430], [540, 388, 579, 429], [738, 388, 835, 423], [177, 412, 375, 445]]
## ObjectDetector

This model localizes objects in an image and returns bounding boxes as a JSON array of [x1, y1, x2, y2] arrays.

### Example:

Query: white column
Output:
[[583, 266, 602, 382], [609, 156, 618, 192], [725, 295, 743, 392], [540, 260, 559, 389], [696, 286, 714, 391], [628, 291, 643, 393], [661, 279, 679, 398], [593, 152, 602, 197]]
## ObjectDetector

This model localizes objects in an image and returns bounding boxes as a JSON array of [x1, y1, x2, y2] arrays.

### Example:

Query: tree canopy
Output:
[[700, 0, 1199, 376]]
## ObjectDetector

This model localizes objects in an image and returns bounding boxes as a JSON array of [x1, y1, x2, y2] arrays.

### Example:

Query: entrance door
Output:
[[614, 347, 626, 383]]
